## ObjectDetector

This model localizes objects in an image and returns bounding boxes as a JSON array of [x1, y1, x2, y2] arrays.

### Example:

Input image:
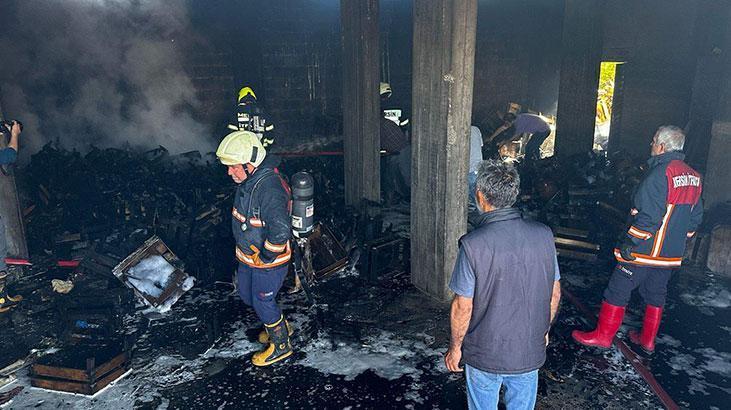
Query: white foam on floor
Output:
[[200, 321, 259, 359], [299, 329, 441, 381], [680, 288, 731, 309], [696, 348, 731, 377], [655, 334, 682, 348]]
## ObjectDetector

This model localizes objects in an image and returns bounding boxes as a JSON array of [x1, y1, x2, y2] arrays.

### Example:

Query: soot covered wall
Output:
[[190, 0, 715, 157]]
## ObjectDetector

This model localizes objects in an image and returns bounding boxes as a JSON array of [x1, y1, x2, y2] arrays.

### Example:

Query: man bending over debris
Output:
[[445, 159, 561, 410], [573, 125, 702, 353], [216, 130, 294, 366], [0, 120, 22, 312]]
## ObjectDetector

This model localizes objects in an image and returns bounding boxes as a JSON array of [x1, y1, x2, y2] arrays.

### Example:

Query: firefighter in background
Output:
[[572, 125, 703, 353], [228, 86, 276, 148], [379, 82, 410, 202], [380, 82, 410, 130], [216, 130, 293, 366]]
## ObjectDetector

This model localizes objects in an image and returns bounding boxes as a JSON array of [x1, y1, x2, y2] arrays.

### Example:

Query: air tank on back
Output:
[[290, 172, 314, 237]]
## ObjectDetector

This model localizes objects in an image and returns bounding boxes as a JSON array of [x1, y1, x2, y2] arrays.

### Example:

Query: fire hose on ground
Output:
[[4, 258, 80, 268]]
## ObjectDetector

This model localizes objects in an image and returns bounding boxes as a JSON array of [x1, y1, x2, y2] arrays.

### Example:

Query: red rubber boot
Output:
[[572, 301, 625, 348], [628, 305, 662, 354]]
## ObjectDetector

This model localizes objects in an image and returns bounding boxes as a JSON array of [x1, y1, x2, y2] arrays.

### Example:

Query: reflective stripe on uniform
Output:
[[265, 240, 287, 253], [613, 249, 682, 267], [249, 217, 265, 227], [232, 207, 246, 223], [651, 204, 674, 257], [236, 243, 291, 268], [628, 226, 653, 240]]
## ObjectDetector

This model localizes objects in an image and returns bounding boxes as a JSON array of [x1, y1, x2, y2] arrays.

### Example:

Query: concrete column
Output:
[[0, 100, 28, 259], [704, 18, 731, 209], [341, 0, 380, 205], [684, 1, 731, 172], [555, 0, 604, 157], [411, 0, 477, 300]]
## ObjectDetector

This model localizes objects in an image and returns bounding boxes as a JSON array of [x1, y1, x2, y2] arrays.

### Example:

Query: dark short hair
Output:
[[475, 159, 520, 209]]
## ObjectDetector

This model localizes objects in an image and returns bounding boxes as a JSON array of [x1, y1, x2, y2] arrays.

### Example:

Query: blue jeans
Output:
[[236, 263, 288, 325], [465, 365, 538, 410], [525, 130, 550, 161]]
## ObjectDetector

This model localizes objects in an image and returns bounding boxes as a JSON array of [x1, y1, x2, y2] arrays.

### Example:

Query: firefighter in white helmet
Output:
[[216, 130, 294, 366]]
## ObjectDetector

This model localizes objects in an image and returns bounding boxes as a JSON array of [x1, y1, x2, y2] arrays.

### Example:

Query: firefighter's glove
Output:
[[249, 245, 263, 266], [618, 236, 636, 261]]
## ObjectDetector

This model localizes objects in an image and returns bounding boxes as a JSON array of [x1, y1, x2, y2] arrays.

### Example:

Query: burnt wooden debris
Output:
[[30, 344, 130, 395]]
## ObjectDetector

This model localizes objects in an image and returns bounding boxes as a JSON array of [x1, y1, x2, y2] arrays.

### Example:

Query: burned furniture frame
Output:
[[307, 222, 349, 280], [112, 235, 192, 310]]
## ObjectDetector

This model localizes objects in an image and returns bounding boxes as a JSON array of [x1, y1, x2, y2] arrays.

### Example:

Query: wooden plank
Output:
[[554, 226, 590, 238], [31, 364, 89, 383], [30, 363, 127, 396], [90, 365, 128, 393], [555, 0, 604, 157], [556, 248, 598, 262], [554, 237, 600, 251], [92, 353, 127, 382], [411, 0, 477, 300], [31, 377, 92, 395], [341, 0, 381, 205]]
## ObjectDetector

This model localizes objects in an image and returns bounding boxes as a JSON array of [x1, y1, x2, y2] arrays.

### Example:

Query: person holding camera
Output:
[[0, 120, 23, 312]]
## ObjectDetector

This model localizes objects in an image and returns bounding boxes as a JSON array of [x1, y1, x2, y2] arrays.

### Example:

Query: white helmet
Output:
[[380, 82, 392, 98], [216, 130, 266, 167]]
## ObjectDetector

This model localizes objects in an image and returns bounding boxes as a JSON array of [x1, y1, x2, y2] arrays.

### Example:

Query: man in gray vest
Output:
[[445, 159, 562, 409]]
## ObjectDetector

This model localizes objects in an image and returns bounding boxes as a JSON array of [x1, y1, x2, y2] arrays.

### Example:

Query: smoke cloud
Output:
[[0, 0, 214, 159]]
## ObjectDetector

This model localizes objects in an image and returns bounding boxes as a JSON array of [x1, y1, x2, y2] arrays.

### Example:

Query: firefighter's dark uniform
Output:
[[573, 150, 703, 352], [608, 151, 703, 307], [231, 154, 292, 325], [230, 100, 275, 148]]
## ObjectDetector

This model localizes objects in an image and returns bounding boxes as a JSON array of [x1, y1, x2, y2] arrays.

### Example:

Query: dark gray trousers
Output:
[[604, 263, 673, 307]]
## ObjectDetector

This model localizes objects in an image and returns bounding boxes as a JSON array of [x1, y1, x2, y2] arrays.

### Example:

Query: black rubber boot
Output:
[[252, 316, 293, 366], [258, 319, 293, 344], [0, 273, 22, 313]]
